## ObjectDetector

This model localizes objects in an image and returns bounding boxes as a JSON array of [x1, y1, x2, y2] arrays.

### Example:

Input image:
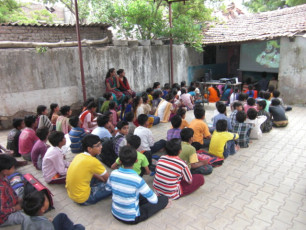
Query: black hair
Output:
[[83, 98, 95, 108], [153, 90, 161, 99], [109, 101, 116, 110], [236, 111, 246, 123], [188, 86, 195, 92], [213, 85, 221, 98], [153, 82, 160, 89], [217, 102, 226, 114], [242, 93, 248, 100], [257, 100, 267, 109], [163, 83, 170, 90], [180, 128, 194, 142], [69, 116, 79, 128], [271, 98, 281, 106], [36, 105, 47, 116], [268, 85, 275, 93], [138, 114, 148, 126], [12, 118, 24, 129], [97, 115, 109, 127], [117, 69, 124, 75], [119, 145, 137, 167], [36, 127, 49, 141], [171, 89, 177, 96], [170, 115, 182, 129], [117, 120, 128, 130], [247, 108, 258, 120], [49, 103, 58, 120], [48, 131, 65, 147], [233, 102, 243, 110], [165, 93, 173, 102], [121, 95, 131, 116], [133, 96, 142, 111], [82, 134, 101, 152], [263, 92, 271, 100], [60, 105, 71, 116], [106, 68, 115, 79], [180, 81, 186, 87], [126, 134, 141, 149], [273, 90, 280, 98], [146, 87, 153, 94], [247, 97, 256, 106], [248, 85, 253, 90], [87, 102, 97, 110], [238, 93, 244, 101], [181, 88, 187, 94], [165, 139, 182, 156], [103, 92, 113, 100], [0, 154, 17, 172], [216, 119, 227, 132], [142, 94, 149, 104], [172, 83, 180, 91], [190, 81, 195, 87], [22, 190, 45, 216], [125, 112, 134, 122], [258, 91, 265, 98], [24, 115, 37, 128], [177, 107, 186, 117], [194, 105, 205, 119]]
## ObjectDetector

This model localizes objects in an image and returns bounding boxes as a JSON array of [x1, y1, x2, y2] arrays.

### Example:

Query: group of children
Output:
[[0, 79, 290, 227]]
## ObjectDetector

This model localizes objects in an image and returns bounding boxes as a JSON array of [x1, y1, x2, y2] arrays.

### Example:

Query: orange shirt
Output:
[[189, 119, 211, 145], [208, 87, 220, 102], [179, 119, 189, 130]]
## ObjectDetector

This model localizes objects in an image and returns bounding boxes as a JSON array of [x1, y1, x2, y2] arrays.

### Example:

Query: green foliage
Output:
[[36, 46, 48, 53], [244, 0, 306, 12]]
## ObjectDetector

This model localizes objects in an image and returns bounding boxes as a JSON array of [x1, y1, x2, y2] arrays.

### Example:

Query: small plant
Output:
[[36, 46, 48, 54]]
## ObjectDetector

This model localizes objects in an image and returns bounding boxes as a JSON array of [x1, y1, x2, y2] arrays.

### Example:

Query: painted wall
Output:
[[279, 37, 306, 105]]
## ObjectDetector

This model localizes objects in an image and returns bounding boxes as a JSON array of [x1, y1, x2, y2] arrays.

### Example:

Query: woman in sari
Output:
[[208, 85, 220, 103], [117, 69, 136, 97], [105, 68, 124, 102]]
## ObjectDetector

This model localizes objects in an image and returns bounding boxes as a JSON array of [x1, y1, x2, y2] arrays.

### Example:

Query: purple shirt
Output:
[[167, 128, 181, 141], [31, 140, 48, 170]]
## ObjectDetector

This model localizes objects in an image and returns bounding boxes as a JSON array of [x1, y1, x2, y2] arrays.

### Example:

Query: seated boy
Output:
[[0, 155, 24, 227], [42, 131, 70, 184], [111, 134, 150, 176], [176, 108, 189, 129], [66, 134, 111, 205], [126, 112, 136, 135], [263, 92, 271, 112], [180, 128, 213, 175], [244, 97, 258, 114], [212, 102, 232, 132], [272, 90, 292, 112], [56, 105, 72, 134], [189, 105, 211, 149], [31, 127, 49, 170], [79, 102, 97, 132], [167, 115, 182, 141], [153, 139, 204, 199], [69, 116, 87, 154], [91, 115, 112, 140], [269, 99, 288, 127], [209, 120, 239, 159], [7, 118, 25, 157], [229, 102, 243, 127], [22, 190, 84, 230], [256, 100, 273, 133], [245, 108, 267, 139], [113, 121, 129, 156], [106, 146, 168, 224], [232, 111, 253, 148]]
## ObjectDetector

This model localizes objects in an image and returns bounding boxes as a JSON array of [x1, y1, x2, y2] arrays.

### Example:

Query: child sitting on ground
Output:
[[245, 108, 267, 139], [0, 155, 23, 228], [49, 103, 60, 129], [152, 90, 162, 112], [7, 118, 25, 157], [244, 97, 258, 114], [269, 99, 288, 127], [79, 102, 98, 132], [120, 96, 133, 121], [212, 102, 232, 132], [113, 121, 129, 156], [271, 90, 292, 111], [91, 115, 112, 140], [246, 85, 255, 98], [108, 101, 118, 127], [142, 94, 160, 126], [42, 131, 70, 184], [256, 100, 273, 133], [177, 108, 189, 129], [126, 112, 136, 135], [229, 102, 243, 127], [100, 92, 113, 113], [22, 190, 85, 230], [111, 134, 150, 177], [209, 120, 239, 159], [167, 115, 182, 141], [56, 105, 72, 134], [180, 88, 194, 110], [103, 111, 117, 136], [153, 139, 204, 199], [146, 87, 154, 105], [36, 105, 53, 131], [232, 111, 253, 148], [180, 128, 213, 175], [155, 94, 177, 123], [69, 116, 87, 154], [31, 127, 49, 170], [263, 92, 271, 112], [66, 134, 111, 205], [107, 146, 168, 224]]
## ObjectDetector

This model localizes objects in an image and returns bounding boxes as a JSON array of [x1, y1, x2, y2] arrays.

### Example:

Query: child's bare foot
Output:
[[249, 140, 253, 143], [235, 145, 240, 152], [165, 199, 173, 208]]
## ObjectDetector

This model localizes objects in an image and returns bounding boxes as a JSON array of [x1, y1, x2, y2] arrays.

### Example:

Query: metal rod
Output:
[[74, 0, 86, 102], [169, 1, 174, 86]]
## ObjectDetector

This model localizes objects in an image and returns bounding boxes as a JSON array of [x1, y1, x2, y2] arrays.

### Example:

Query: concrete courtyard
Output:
[[1, 103, 305, 230]]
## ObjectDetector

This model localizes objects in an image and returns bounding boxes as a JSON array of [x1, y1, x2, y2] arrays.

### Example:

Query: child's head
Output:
[[36, 127, 49, 141], [188, 86, 195, 93], [242, 93, 248, 100], [238, 93, 245, 101], [48, 131, 66, 147], [69, 116, 80, 128], [268, 85, 275, 93], [50, 103, 59, 113], [117, 69, 124, 76], [24, 115, 37, 128], [109, 101, 116, 110], [142, 94, 149, 104], [22, 191, 48, 216], [248, 85, 253, 91], [103, 92, 113, 101], [194, 105, 205, 119], [216, 119, 227, 132], [119, 145, 137, 167], [146, 87, 153, 95], [153, 90, 161, 99], [247, 108, 258, 120], [37, 105, 48, 115], [258, 90, 265, 98], [180, 128, 194, 142], [133, 96, 143, 111], [82, 134, 102, 155], [137, 114, 149, 127], [263, 92, 271, 100], [273, 90, 280, 98], [60, 105, 71, 117], [181, 88, 187, 94], [247, 97, 256, 106], [117, 121, 129, 135], [13, 118, 25, 129], [165, 93, 173, 102], [271, 98, 281, 106], [217, 102, 226, 114], [97, 115, 109, 127], [236, 111, 246, 123], [181, 81, 186, 88], [177, 107, 186, 119], [87, 102, 97, 113], [165, 138, 181, 156], [256, 100, 266, 111], [83, 97, 94, 108], [163, 83, 170, 90], [0, 155, 17, 176], [153, 82, 160, 89], [233, 102, 243, 111], [125, 112, 134, 122], [170, 115, 182, 129], [126, 134, 141, 149]]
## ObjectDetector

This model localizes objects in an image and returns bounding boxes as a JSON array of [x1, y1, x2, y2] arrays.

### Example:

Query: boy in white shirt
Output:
[[245, 108, 267, 139]]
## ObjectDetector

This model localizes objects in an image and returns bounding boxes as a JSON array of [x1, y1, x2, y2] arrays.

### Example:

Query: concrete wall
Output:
[[279, 37, 306, 105], [0, 44, 202, 128]]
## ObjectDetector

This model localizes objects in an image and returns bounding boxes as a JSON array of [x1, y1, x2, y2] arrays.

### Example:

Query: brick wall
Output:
[[0, 25, 111, 42]]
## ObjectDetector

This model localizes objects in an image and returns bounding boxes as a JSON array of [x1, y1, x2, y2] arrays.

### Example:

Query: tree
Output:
[[244, 0, 306, 13]]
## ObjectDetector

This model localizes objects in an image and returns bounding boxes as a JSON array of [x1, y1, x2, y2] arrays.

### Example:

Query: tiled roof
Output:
[[202, 4, 306, 45], [0, 22, 110, 29]]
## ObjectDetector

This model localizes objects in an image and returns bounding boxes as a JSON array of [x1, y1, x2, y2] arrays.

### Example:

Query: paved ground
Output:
[[1, 103, 306, 230]]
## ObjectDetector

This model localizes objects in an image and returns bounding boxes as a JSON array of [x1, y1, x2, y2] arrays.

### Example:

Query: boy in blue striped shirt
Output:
[[69, 116, 87, 154], [106, 146, 168, 224]]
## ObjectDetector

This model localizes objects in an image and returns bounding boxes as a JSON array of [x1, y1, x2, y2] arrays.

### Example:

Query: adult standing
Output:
[[105, 68, 124, 102], [117, 69, 136, 97]]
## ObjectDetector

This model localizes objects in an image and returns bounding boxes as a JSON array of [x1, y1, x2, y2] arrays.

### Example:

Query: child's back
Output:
[[232, 111, 252, 148], [245, 108, 267, 139], [209, 131, 238, 158]]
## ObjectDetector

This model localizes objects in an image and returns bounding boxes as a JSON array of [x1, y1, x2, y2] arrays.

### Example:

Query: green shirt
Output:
[[179, 142, 199, 168], [116, 151, 149, 175], [100, 101, 110, 113]]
